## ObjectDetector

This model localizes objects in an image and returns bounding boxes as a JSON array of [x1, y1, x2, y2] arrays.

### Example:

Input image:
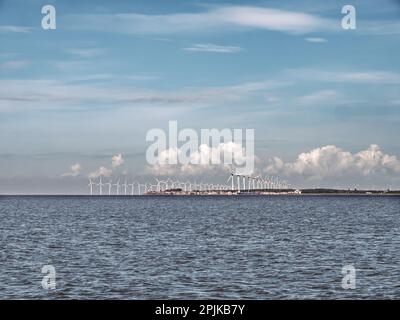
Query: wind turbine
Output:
[[266, 176, 272, 189], [98, 178, 104, 196], [166, 178, 174, 190], [88, 178, 94, 196], [135, 181, 141, 195], [155, 178, 161, 192], [185, 181, 191, 192], [129, 181, 135, 195], [227, 171, 235, 191], [113, 180, 120, 195], [161, 179, 168, 192], [122, 179, 128, 195], [174, 178, 182, 189], [106, 179, 112, 195]]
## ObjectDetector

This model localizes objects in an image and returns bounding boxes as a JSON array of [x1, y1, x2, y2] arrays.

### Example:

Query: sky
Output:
[[0, 0, 400, 193]]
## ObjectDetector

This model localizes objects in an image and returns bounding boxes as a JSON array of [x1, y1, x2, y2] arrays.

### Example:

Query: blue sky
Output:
[[0, 0, 400, 193]]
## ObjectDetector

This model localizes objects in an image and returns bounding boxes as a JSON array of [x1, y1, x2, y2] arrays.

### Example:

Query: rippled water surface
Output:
[[1, 195, 399, 299]]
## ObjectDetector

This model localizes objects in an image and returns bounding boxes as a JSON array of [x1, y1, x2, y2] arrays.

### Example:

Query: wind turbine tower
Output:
[[106, 180, 112, 195], [88, 178, 94, 196], [113, 180, 120, 195], [98, 178, 104, 196]]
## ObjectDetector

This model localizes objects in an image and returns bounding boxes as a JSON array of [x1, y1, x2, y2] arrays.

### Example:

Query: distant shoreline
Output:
[[1, 192, 399, 197]]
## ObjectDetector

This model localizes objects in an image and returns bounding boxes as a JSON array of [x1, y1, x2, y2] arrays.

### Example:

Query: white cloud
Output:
[[65, 6, 400, 36], [87, 154, 125, 178], [184, 43, 242, 53], [0, 60, 30, 69], [67, 6, 336, 35], [0, 25, 33, 33], [265, 144, 400, 181], [53, 61, 87, 71], [146, 142, 258, 176], [220, 6, 335, 34], [305, 37, 327, 43], [88, 166, 112, 179], [67, 48, 106, 58], [62, 163, 82, 177], [339, 72, 400, 84], [0, 78, 289, 112], [287, 69, 400, 84], [297, 89, 338, 104], [360, 20, 400, 35], [112, 154, 124, 168]]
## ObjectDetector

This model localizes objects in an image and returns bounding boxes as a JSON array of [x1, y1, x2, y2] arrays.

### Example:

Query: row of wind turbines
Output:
[[88, 173, 290, 196], [88, 178, 148, 196], [227, 171, 290, 192]]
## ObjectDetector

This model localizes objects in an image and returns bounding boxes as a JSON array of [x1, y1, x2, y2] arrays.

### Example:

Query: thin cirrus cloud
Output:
[[0, 60, 31, 69], [67, 48, 107, 58], [1, 67, 398, 113], [359, 20, 400, 35], [0, 78, 290, 111], [304, 37, 327, 43], [0, 25, 33, 33], [285, 69, 400, 84], [183, 43, 243, 53], [297, 89, 338, 104], [66, 6, 338, 35]]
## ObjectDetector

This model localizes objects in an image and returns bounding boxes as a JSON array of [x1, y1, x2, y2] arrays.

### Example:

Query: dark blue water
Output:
[[0, 195, 399, 299]]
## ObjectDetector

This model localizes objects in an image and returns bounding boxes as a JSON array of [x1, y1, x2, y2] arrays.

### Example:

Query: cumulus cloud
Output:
[[146, 142, 257, 176], [61, 163, 82, 177], [87, 154, 125, 178], [88, 166, 112, 179], [265, 144, 400, 182], [112, 154, 124, 168]]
